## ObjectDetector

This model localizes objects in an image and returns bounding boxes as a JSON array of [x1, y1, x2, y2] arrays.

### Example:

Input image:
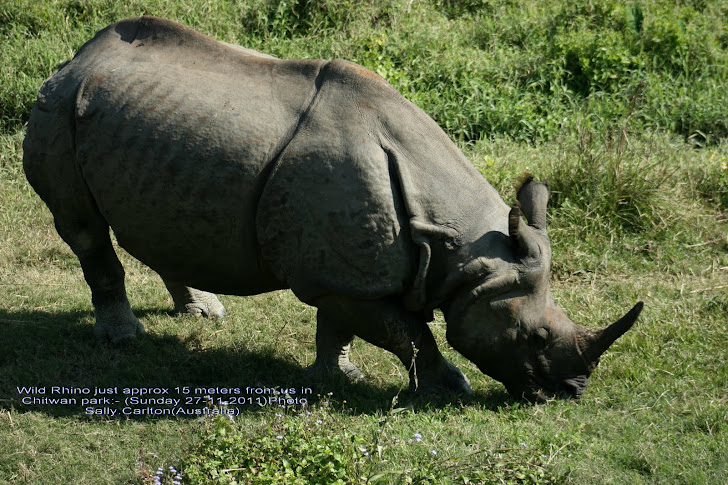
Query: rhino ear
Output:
[[515, 174, 550, 231], [509, 175, 550, 260], [508, 203, 540, 259]]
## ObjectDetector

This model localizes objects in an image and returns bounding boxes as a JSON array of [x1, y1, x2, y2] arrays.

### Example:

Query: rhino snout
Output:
[[510, 375, 589, 402], [559, 376, 589, 400]]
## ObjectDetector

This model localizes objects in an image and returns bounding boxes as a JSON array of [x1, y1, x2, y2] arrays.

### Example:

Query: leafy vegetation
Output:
[[174, 399, 562, 484], [2, 0, 728, 142], [1, 1, 727, 484]]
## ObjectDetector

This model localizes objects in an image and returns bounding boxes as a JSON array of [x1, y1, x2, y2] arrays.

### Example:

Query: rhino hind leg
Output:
[[23, 151, 144, 343], [312, 296, 472, 395], [23, 115, 144, 344], [53, 216, 144, 344], [162, 280, 227, 318], [306, 308, 364, 382]]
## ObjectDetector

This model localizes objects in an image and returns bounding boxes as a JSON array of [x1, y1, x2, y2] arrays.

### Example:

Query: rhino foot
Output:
[[163, 280, 227, 319], [93, 299, 146, 344], [179, 299, 227, 319], [411, 359, 472, 395], [306, 359, 365, 383]]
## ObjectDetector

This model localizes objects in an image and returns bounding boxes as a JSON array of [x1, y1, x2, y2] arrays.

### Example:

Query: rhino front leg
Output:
[[312, 296, 471, 395], [162, 280, 227, 318], [307, 308, 364, 382]]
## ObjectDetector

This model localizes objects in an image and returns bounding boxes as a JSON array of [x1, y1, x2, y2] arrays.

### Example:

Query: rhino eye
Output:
[[530, 327, 550, 347]]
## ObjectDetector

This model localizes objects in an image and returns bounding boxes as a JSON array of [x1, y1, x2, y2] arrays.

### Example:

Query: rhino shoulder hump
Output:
[[110, 16, 208, 46], [324, 59, 394, 91]]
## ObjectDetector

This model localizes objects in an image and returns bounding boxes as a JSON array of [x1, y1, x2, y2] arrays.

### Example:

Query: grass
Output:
[[1, 0, 727, 483]]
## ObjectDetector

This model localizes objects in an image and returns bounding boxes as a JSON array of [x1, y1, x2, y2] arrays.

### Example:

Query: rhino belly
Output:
[[73, 64, 286, 295]]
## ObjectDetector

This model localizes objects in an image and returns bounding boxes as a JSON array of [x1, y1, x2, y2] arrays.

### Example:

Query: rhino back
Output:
[[35, 17, 327, 294]]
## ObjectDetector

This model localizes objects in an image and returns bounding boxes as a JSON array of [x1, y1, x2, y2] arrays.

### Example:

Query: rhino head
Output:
[[441, 176, 643, 401]]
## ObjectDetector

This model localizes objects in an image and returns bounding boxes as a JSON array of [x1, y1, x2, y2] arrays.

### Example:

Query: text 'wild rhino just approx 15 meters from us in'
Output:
[[23, 16, 643, 402]]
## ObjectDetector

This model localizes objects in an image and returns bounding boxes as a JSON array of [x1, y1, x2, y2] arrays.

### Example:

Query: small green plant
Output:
[[625, 1, 644, 36], [255, 0, 356, 38], [181, 400, 360, 484]]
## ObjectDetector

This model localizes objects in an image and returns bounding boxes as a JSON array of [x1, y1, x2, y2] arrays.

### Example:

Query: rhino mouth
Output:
[[511, 375, 589, 402]]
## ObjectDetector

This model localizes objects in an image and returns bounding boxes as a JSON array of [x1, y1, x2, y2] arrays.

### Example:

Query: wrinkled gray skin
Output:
[[23, 17, 643, 401]]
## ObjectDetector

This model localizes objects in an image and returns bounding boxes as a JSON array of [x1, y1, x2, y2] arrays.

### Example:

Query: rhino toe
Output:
[[93, 300, 145, 344], [107, 321, 146, 345], [181, 300, 227, 319], [94, 316, 145, 344], [165, 283, 227, 319]]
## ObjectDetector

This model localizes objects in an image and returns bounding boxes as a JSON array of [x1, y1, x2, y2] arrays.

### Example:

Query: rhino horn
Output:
[[586, 302, 644, 365], [508, 175, 550, 259]]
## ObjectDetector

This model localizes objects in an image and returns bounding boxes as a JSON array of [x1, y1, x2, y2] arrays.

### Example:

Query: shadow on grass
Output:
[[0, 308, 512, 420]]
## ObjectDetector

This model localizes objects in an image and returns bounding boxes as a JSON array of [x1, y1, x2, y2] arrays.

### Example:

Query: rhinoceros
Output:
[[23, 16, 642, 401]]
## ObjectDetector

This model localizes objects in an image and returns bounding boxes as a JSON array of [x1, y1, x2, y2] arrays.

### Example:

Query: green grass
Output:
[[1, 0, 727, 483]]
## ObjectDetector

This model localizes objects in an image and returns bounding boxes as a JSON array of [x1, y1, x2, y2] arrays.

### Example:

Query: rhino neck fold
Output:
[[422, 226, 516, 312]]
